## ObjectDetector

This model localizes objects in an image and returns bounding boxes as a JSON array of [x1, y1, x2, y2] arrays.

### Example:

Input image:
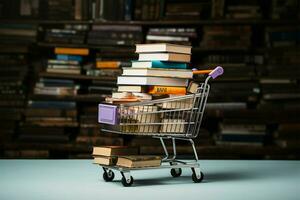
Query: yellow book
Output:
[[54, 47, 89, 55], [96, 61, 121, 69], [148, 86, 186, 95]]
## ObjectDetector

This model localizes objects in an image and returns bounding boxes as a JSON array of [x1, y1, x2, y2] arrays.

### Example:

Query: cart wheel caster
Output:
[[171, 168, 182, 177], [192, 171, 204, 183], [121, 176, 134, 187], [103, 170, 115, 182]]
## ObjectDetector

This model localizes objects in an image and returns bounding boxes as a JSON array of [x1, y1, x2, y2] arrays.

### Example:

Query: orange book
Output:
[[96, 61, 121, 69], [55, 47, 89, 55], [148, 86, 186, 95]]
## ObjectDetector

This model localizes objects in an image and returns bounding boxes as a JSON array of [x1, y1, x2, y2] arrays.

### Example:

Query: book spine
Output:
[[152, 61, 188, 69], [148, 86, 186, 95], [56, 55, 83, 62], [96, 61, 121, 69], [124, 0, 133, 21]]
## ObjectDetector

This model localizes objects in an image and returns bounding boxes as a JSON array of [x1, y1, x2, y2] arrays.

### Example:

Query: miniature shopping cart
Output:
[[97, 66, 224, 186]]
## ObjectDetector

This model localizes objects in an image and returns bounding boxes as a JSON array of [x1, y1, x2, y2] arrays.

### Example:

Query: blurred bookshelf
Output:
[[0, 0, 300, 159]]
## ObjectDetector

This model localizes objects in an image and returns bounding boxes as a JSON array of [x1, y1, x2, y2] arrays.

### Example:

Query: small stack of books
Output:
[[93, 146, 161, 168], [87, 25, 143, 46], [146, 28, 198, 45], [44, 24, 88, 45], [46, 47, 89, 75], [200, 26, 252, 49], [107, 43, 193, 104], [33, 78, 79, 96]]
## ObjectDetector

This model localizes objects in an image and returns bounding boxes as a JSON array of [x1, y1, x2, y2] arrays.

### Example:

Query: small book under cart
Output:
[[97, 66, 224, 186]]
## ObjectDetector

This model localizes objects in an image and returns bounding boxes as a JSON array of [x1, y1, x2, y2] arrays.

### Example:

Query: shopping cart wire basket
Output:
[[97, 66, 224, 186]]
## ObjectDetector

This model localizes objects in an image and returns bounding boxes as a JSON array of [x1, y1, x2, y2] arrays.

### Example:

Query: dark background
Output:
[[0, 0, 299, 159]]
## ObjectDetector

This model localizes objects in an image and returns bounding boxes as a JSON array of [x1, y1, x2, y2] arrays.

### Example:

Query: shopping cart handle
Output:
[[209, 66, 224, 79]]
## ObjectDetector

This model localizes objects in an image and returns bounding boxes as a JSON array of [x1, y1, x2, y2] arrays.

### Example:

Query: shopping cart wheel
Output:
[[103, 170, 115, 182], [192, 170, 204, 183], [170, 168, 182, 177], [121, 176, 134, 187]]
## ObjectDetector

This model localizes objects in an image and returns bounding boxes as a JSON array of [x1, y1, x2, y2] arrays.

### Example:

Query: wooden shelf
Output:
[[39, 72, 117, 81], [37, 42, 135, 50], [1, 19, 299, 26], [29, 94, 105, 102]]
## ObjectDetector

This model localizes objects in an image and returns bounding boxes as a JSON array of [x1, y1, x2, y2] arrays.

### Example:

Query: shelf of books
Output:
[[0, 0, 299, 159]]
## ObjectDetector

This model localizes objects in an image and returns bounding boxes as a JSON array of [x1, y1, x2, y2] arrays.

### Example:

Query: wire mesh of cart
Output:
[[97, 66, 224, 186]]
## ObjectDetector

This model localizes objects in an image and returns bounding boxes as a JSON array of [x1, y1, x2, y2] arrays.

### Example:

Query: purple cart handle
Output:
[[209, 66, 224, 79]]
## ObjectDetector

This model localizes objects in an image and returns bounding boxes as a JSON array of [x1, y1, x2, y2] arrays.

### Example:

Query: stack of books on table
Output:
[[92, 146, 161, 168], [106, 43, 193, 104]]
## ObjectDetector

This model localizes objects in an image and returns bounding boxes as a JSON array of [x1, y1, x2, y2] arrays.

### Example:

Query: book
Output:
[[117, 76, 188, 87], [132, 61, 188, 69], [148, 86, 186, 95], [56, 55, 83, 62], [122, 68, 193, 79], [96, 61, 121, 69], [93, 156, 118, 166], [160, 119, 186, 133], [54, 47, 89, 55], [136, 43, 191, 54], [112, 92, 152, 100], [92, 146, 139, 156], [116, 155, 162, 168], [117, 85, 146, 93], [187, 81, 200, 93], [46, 68, 81, 74], [138, 53, 191, 62]]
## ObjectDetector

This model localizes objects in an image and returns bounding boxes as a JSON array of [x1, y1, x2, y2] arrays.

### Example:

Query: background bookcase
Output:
[[0, 0, 300, 159]]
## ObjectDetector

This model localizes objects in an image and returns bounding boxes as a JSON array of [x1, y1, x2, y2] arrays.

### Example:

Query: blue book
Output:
[[39, 78, 75, 87], [56, 55, 83, 62], [131, 61, 188, 69], [124, 0, 133, 21]]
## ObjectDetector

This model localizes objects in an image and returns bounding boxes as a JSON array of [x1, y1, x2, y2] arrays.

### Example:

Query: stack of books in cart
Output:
[[107, 43, 193, 103], [93, 43, 199, 168]]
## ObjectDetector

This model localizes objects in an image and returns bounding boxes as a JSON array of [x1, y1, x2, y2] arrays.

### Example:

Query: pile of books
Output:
[[265, 27, 300, 48], [0, 23, 37, 45], [164, 0, 211, 20], [107, 43, 193, 104], [19, 100, 78, 144], [225, 3, 262, 19], [44, 24, 88, 44], [33, 78, 79, 96], [216, 122, 266, 147], [87, 25, 143, 46], [46, 47, 89, 75], [93, 146, 161, 168], [146, 28, 197, 45], [270, 0, 300, 19], [0, 53, 28, 142], [200, 25, 252, 49]]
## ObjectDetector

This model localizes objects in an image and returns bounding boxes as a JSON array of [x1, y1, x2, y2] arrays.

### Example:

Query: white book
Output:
[[146, 35, 189, 42], [112, 92, 152, 100], [138, 53, 191, 62], [46, 68, 81, 74], [136, 43, 191, 54], [118, 85, 146, 93], [117, 76, 188, 87], [122, 68, 193, 79]]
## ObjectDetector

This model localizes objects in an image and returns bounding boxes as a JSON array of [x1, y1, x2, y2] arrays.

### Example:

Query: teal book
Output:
[[132, 61, 188, 69]]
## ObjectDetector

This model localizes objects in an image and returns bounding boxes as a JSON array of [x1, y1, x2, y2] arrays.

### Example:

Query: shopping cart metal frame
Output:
[[97, 66, 224, 186]]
